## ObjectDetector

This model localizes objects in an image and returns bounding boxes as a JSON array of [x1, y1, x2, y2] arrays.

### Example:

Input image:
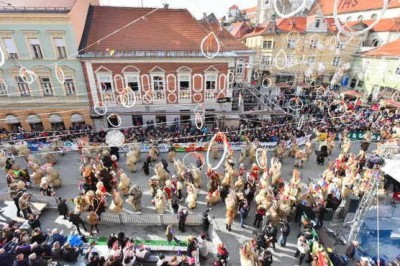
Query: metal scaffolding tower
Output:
[[347, 170, 381, 243]]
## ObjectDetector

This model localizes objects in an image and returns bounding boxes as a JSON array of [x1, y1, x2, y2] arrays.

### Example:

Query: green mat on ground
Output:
[[88, 237, 187, 247]]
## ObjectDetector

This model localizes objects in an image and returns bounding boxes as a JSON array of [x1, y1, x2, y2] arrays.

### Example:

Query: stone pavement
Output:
[[0, 140, 371, 265]]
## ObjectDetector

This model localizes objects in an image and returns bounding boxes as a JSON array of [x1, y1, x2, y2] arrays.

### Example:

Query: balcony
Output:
[[152, 90, 166, 104], [205, 89, 215, 102], [178, 90, 192, 103]]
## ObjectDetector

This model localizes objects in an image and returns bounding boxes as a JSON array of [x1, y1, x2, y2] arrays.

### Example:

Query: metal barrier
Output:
[[0, 192, 202, 226]]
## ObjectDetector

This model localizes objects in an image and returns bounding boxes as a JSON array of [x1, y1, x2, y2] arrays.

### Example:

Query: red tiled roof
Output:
[[81, 6, 247, 53], [242, 24, 269, 38], [311, 0, 400, 16], [276, 17, 307, 33], [199, 21, 249, 51], [229, 22, 252, 39], [0, 0, 76, 8], [243, 7, 257, 13], [345, 18, 400, 32], [230, 5, 239, 10], [364, 39, 400, 57]]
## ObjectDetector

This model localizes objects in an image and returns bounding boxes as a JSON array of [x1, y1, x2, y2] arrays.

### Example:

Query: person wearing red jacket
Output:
[[253, 206, 266, 228]]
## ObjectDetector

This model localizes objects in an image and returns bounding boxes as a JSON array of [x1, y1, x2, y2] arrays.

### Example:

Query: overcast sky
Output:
[[101, 0, 258, 19]]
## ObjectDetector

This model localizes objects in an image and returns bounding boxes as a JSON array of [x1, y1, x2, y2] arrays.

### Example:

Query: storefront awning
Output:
[[5, 114, 20, 124], [382, 158, 400, 183], [71, 113, 84, 123], [49, 114, 63, 123], [341, 90, 363, 98], [26, 114, 41, 124], [381, 99, 400, 109]]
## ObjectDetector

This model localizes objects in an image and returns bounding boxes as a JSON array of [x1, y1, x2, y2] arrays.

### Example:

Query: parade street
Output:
[[0, 140, 371, 265]]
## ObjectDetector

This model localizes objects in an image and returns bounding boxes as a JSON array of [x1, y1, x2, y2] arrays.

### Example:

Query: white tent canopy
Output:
[[5, 114, 19, 124], [382, 157, 400, 183], [26, 114, 41, 124], [49, 114, 63, 123], [71, 113, 84, 123]]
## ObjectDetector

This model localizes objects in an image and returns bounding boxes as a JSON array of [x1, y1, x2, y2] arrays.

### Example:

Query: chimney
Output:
[[163, 3, 169, 9]]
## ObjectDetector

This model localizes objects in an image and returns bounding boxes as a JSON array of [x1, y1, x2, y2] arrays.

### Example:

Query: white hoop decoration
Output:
[[19, 67, 37, 85], [0, 46, 5, 67], [54, 65, 65, 84], [200, 32, 220, 59], [273, 0, 307, 18], [194, 103, 206, 116], [253, 69, 260, 80], [167, 93, 177, 103], [288, 97, 304, 111], [106, 113, 122, 128], [336, 25, 355, 45], [120, 88, 137, 108], [328, 100, 348, 119], [114, 75, 125, 93], [94, 101, 108, 116], [195, 112, 204, 130], [392, 91, 400, 102], [206, 132, 229, 170], [316, 86, 325, 96], [297, 115, 304, 130], [255, 147, 268, 169], [193, 92, 203, 103], [275, 49, 287, 70], [262, 77, 272, 89], [105, 129, 125, 147], [305, 76, 314, 85], [333, 0, 388, 37]]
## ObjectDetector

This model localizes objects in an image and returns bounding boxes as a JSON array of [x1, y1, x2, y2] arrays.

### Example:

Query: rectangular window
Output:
[[28, 38, 43, 59], [261, 55, 272, 66], [125, 75, 140, 91], [287, 39, 296, 49], [53, 38, 67, 59], [332, 57, 341, 66], [336, 41, 344, 50], [98, 75, 113, 93], [263, 40, 274, 49], [152, 76, 164, 91], [310, 40, 318, 49], [0, 81, 7, 96], [3, 38, 18, 59], [64, 77, 76, 95], [40, 77, 53, 96], [236, 63, 243, 74], [15, 77, 30, 96], [205, 75, 217, 90], [179, 75, 190, 90]]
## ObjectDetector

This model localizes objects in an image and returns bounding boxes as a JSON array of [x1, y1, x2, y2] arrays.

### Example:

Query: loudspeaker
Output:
[[345, 195, 360, 213]]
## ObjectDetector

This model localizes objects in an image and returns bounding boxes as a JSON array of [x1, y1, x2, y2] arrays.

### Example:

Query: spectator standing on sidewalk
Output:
[[278, 219, 290, 247], [239, 203, 250, 228], [178, 208, 188, 233]]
